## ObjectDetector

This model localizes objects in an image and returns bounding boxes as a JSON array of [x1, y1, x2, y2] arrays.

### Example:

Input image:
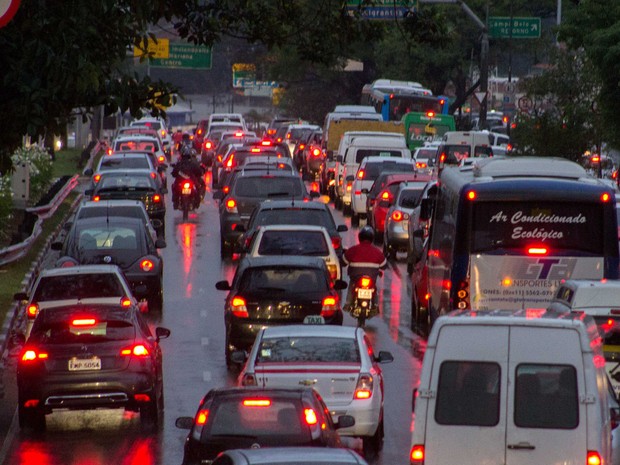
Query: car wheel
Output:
[[140, 382, 163, 430], [362, 419, 384, 458], [18, 403, 45, 432]]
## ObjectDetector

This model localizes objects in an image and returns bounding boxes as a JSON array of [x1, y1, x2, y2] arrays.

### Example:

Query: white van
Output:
[[339, 137, 410, 212], [411, 309, 612, 465], [208, 113, 246, 131], [436, 131, 493, 171], [549, 279, 620, 397]]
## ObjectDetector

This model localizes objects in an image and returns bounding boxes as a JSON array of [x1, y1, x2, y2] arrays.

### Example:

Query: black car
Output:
[[237, 199, 347, 258], [175, 387, 355, 465], [17, 303, 170, 431], [217, 171, 313, 257], [52, 216, 166, 311], [215, 256, 346, 365], [85, 169, 167, 232]]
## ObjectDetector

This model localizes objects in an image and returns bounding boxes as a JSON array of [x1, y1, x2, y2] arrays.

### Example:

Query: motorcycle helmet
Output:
[[180, 147, 193, 160], [358, 225, 375, 243]]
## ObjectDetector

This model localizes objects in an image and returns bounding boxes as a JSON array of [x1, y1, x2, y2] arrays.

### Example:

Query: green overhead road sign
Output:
[[150, 43, 212, 69], [488, 17, 541, 39]]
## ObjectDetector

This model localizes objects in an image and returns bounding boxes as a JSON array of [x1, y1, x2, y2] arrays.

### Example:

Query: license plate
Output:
[[68, 357, 101, 371], [182, 187, 192, 195], [357, 288, 373, 299]]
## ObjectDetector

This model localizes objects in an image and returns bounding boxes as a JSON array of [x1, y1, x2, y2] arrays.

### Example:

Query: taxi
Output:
[[236, 323, 394, 456]]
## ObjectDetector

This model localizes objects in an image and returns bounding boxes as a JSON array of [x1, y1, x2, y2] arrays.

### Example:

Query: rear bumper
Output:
[[327, 398, 382, 437]]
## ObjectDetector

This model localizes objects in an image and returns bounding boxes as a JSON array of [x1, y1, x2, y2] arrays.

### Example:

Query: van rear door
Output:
[[423, 325, 509, 465], [505, 326, 585, 465]]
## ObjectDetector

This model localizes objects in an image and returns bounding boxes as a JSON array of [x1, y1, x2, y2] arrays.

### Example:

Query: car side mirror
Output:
[[155, 327, 171, 340], [51, 242, 63, 251], [155, 238, 167, 249], [83, 168, 93, 176], [335, 415, 355, 429], [175, 417, 194, 430], [337, 225, 348, 232], [215, 280, 231, 291], [333, 280, 347, 291], [375, 350, 394, 364]]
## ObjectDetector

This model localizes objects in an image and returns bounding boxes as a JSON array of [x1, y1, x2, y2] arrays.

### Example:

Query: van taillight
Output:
[[455, 279, 469, 309], [587, 451, 602, 465], [410, 444, 425, 464]]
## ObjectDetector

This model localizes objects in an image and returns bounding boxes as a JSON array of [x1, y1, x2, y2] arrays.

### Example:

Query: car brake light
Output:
[[222, 186, 230, 194], [27, 303, 39, 319], [231, 296, 249, 317], [141, 259, 154, 272], [196, 409, 209, 425], [391, 210, 404, 221], [205, 141, 213, 150], [243, 399, 271, 407], [321, 295, 338, 318], [357, 169, 365, 179], [601, 193, 610, 202], [72, 318, 96, 326], [158, 155, 165, 163], [587, 451, 602, 465], [527, 247, 548, 255], [331, 236, 341, 250], [226, 198, 237, 212], [380, 191, 391, 200], [466, 190, 476, 200], [21, 350, 48, 361], [327, 264, 338, 281], [234, 131, 244, 137], [312, 148, 321, 157], [304, 408, 317, 425], [120, 297, 132, 307], [120, 344, 150, 357], [261, 139, 272, 146], [416, 161, 427, 169], [93, 196, 100, 202], [354, 373, 373, 399], [93, 174, 101, 183], [153, 194, 161, 203], [241, 374, 258, 386], [410, 444, 425, 464], [251, 148, 261, 153]]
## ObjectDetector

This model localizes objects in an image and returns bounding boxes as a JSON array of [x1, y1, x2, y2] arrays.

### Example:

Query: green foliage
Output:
[[0, 175, 13, 242], [11, 146, 53, 203]]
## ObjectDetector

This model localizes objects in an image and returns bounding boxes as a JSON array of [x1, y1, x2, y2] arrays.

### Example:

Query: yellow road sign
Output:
[[134, 38, 170, 59]]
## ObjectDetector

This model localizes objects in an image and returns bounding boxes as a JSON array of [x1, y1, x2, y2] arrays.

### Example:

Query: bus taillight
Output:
[[455, 280, 469, 309], [601, 193, 611, 202], [527, 246, 548, 255], [466, 190, 476, 200]]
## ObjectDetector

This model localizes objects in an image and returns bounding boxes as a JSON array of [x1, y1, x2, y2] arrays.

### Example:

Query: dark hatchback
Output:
[[17, 304, 170, 431], [215, 256, 346, 365], [237, 199, 348, 258], [52, 216, 166, 310], [218, 171, 312, 257], [175, 387, 355, 465]]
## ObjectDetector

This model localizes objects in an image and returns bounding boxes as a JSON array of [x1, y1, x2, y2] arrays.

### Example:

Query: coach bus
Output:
[[402, 111, 455, 150], [361, 79, 449, 121], [414, 157, 619, 332]]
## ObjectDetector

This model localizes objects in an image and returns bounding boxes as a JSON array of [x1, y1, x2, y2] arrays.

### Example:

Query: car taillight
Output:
[[241, 373, 258, 386], [354, 373, 373, 399], [107, 148, 113, 155], [410, 444, 425, 465], [225, 198, 238, 213], [312, 148, 321, 157], [260, 139, 272, 146], [226, 157, 235, 168], [321, 295, 338, 318], [26, 303, 39, 319], [416, 161, 427, 169], [331, 236, 341, 250], [158, 155, 165, 163], [299, 144, 305, 150], [231, 296, 249, 318], [72, 318, 96, 326], [153, 194, 161, 203], [120, 344, 150, 357], [391, 210, 407, 222], [346, 182, 352, 193], [195, 409, 209, 425], [160, 129, 166, 138], [587, 451, 602, 465], [93, 174, 101, 183], [141, 259, 154, 272], [21, 349, 48, 362], [455, 279, 469, 309], [93, 196, 100, 202], [223, 186, 230, 194], [357, 169, 365, 179], [120, 297, 132, 307], [380, 190, 391, 201], [327, 264, 338, 281], [250, 147, 261, 153], [304, 408, 318, 425], [204, 141, 213, 150]]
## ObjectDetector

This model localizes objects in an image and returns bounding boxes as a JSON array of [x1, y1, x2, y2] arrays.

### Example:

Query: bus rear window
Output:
[[471, 201, 604, 255]]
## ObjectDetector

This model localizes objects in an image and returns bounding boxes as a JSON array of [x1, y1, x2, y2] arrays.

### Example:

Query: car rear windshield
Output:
[[30, 312, 135, 344], [233, 177, 304, 198], [207, 398, 310, 442], [75, 226, 143, 267], [398, 188, 424, 208], [98, 175, 156, 191], [33, 274, 125, 301], [363, 161, 414, 181], [253, 209, 335, 231], [415, 148, 436, 160], [257, 336, 360, 363], [257, 231, 329, 256], [239, 267, 328, 294], [355, 149, 404, 163], [99, 157, 151, 170], [115, 140, 159, 152], [77, 206, 145, 221]]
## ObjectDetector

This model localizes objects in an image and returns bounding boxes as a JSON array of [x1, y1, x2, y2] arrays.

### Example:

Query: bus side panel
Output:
[[470, 256, 604, 310]]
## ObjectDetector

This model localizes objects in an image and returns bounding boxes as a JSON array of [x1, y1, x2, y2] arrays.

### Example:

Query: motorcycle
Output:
[[174, 174, 200, 221], [348, 275, 379, 327]]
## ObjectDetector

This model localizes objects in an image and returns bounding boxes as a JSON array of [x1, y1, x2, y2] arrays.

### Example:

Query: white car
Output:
[[130, 117, 173, 153], [237, 324, 394, 454], [111, 135, 167, 166]]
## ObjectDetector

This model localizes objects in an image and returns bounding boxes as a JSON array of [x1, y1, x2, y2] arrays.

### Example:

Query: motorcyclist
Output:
[[171, 146, 205, 209], [343, 225, 387, 312], [172, 129, 184, 153]]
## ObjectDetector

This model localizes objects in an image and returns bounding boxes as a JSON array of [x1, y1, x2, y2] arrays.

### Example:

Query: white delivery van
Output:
[[411, 309, 613, 465], [435, 131, 493, 171], [339, 137, 411, 213], [549, 279, 620, 398]]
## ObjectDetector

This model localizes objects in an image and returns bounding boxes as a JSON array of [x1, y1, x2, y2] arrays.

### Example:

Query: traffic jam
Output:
[[5, 100, 620, 465]]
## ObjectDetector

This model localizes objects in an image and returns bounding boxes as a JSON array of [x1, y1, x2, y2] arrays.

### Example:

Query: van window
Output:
[[514, 364, 578, 429], [435, 361, 500, 426], [355, 149, 403, 164]]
